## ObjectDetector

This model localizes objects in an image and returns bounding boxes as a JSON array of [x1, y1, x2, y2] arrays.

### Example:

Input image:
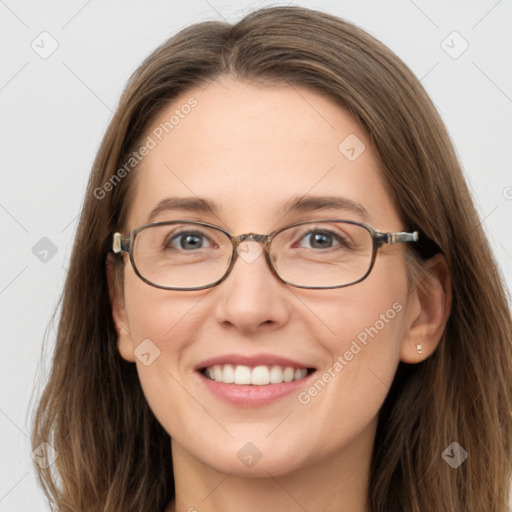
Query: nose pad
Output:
[[235, 238, 265, 265]]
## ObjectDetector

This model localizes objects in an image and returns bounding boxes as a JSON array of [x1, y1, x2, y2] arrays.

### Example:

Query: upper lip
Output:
[[194, 353, 316, 371]]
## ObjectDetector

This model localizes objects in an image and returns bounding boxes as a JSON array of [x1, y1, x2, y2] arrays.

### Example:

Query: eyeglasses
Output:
[[112, 219, 418, 290]]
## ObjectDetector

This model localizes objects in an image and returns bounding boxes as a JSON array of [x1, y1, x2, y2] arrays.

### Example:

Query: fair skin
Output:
[[109, 77, 451, 512]]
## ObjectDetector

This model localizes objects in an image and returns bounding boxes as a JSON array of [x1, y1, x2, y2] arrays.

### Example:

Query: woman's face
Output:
[[114, 77, 419, 477]]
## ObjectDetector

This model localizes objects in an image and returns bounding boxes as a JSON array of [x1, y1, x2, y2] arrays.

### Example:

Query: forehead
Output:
[[125, 78, 399, 232]]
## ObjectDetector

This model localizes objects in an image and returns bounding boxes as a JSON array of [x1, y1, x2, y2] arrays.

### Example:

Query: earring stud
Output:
[[416, 344, 422, 354]]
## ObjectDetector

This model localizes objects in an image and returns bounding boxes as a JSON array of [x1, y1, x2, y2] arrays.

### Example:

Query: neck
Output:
[[166, 417, 377, 512]]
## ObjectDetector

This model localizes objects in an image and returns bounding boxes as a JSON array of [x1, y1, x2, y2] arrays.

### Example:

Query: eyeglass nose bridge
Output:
[[230, 232, 272, 248], [220, 231, 284, 284], [229, 232, 274, 262]]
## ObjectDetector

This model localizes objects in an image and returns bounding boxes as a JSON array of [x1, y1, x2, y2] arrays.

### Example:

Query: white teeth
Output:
[[234, 365, 251, 385], [204, 364, 310, 385], [295, 368, 307, 380], [223, 364, 234, 384], [251, 365, 270, 385], [283, 367, 295, 382], [213, 365, 223, 382], [269, 365, 284, 384]]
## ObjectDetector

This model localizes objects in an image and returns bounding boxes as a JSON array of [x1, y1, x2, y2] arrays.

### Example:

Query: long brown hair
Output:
[[31, 6, 512, 511]]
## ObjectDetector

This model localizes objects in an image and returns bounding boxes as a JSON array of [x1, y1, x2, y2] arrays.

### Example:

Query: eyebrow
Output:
[[147, 195, 369, 223]]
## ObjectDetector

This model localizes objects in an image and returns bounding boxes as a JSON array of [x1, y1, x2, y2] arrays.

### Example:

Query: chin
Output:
[[194, 437, 309, 478]]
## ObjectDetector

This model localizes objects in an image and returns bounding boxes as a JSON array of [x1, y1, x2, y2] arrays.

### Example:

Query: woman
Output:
[[31, 5, 512, 511]]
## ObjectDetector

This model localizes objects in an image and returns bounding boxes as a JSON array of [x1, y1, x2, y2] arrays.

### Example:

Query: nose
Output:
[[212, 239, 289, 334]]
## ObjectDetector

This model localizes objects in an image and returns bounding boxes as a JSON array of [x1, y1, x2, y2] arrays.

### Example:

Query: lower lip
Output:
[[196, 370, 316, 407]]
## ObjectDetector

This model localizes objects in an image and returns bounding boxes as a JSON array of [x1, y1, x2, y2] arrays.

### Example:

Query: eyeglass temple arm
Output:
[[378, 230, 419, 245], [112, 232, 130, 253]]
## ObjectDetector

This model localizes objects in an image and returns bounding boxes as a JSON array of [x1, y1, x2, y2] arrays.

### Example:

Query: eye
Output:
[[297, 229, 348, 250], [165, 230, 212, 251]]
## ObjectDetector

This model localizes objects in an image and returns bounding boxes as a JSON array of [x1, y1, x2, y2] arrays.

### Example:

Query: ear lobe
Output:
[[400, 254, 452, 363], [106, 253, 135, 362]]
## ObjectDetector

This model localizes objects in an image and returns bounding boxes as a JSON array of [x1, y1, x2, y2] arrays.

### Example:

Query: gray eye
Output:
[[298, 230, 344, 250], [166, 231, 209, 251]]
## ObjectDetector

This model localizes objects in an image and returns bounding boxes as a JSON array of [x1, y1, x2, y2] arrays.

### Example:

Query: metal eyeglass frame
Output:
[[112, 219, 419, 291]]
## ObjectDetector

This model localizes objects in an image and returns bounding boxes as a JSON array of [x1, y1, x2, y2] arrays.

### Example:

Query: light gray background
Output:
[[1, 0, 511, 509]]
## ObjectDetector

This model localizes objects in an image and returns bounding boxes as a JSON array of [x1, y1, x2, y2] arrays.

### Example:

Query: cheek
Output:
[[122, 263, 202, 345], [327, 285, 406, 362], [260, 277, 409, 469], [296, 254, 409, 425], [315, 288, 406, 403], [121, 268, 205, 423], [305, 249, 408, 353]]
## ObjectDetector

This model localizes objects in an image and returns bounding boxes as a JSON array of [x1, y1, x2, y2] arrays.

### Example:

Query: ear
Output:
[[106, 253, 136, 362], [400, 254, 452, 363]]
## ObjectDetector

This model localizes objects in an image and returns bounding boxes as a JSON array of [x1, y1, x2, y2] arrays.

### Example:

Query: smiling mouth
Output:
[[200, 364, 316, 385]]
